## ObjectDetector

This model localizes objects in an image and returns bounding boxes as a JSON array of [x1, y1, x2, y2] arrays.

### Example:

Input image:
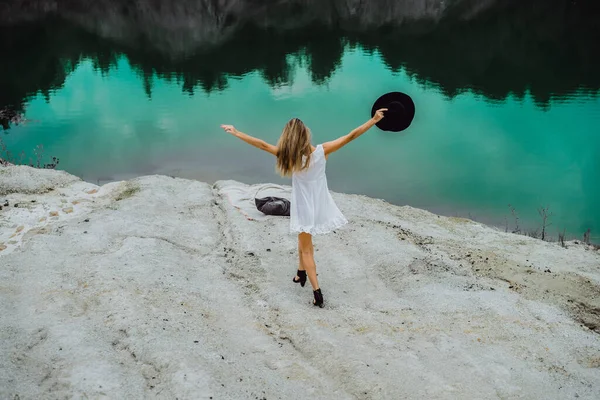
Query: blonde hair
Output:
[[275, 118, 312, 177]]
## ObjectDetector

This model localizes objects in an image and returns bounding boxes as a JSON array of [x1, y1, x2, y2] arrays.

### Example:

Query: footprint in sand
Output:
[[8, 225, 24, 239]]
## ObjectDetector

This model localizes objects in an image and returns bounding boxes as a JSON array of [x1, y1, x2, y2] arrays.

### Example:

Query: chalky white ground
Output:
[[1, 165, 599, 399]]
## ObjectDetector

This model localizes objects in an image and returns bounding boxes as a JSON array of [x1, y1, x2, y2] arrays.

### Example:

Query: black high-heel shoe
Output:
[[293, 270, 307, 287], [313, 288, 324, 308]]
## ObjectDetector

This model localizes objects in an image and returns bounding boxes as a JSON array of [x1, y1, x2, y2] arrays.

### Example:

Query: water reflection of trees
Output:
[[356, 0, 600, 107], [1, 0, 599, 129], [0, 21, 119, 129]]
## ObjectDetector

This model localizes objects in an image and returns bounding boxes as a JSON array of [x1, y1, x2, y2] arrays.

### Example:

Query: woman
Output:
[[221, 108, 387, 307]]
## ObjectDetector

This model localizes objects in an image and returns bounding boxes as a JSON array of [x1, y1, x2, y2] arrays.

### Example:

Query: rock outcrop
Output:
[[1, 165, 599, 398]]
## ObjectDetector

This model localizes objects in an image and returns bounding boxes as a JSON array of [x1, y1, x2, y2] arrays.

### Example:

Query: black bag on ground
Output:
[[255, 196, 290, 216]]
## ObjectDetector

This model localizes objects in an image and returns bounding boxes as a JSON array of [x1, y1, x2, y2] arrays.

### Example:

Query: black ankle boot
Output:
[[313, 288, 324, 308], [293, 270, 307, 287]]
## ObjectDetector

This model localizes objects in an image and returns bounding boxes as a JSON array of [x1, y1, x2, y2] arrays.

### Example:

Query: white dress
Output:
[[290, 144, 348, 235]]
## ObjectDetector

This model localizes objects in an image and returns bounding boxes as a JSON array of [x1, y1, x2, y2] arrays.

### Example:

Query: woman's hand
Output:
[[372, 108, 387, 123], [220, 124, 238, 135]]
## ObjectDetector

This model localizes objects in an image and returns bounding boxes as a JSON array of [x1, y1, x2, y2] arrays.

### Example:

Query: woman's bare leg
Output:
[[294, 241, 306, 281], [298, 233, 319, 290]]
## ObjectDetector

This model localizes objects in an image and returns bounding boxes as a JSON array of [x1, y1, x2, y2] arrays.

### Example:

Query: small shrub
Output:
[[558, 228, 567, 248], [583, 228, 591, 245], [0, 138, 60, 169], [508, 204, 520, 234], [537, 205, 552, 241]]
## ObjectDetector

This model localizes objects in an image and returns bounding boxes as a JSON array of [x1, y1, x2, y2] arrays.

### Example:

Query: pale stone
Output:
[[0, 166, 598, 400]]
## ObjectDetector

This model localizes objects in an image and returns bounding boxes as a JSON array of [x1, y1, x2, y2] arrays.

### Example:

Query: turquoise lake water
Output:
[[1, 19, 599, 242]]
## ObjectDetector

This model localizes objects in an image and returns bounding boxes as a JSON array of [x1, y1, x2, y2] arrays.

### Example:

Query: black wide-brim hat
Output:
[[371, 92, 415, 132]]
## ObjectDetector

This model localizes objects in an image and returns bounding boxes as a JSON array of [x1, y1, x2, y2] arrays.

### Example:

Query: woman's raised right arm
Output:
[[322, 108, 387, 156]]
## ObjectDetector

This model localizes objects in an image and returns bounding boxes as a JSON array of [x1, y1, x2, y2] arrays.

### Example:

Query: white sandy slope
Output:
[[1, 165, 599, 400]]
